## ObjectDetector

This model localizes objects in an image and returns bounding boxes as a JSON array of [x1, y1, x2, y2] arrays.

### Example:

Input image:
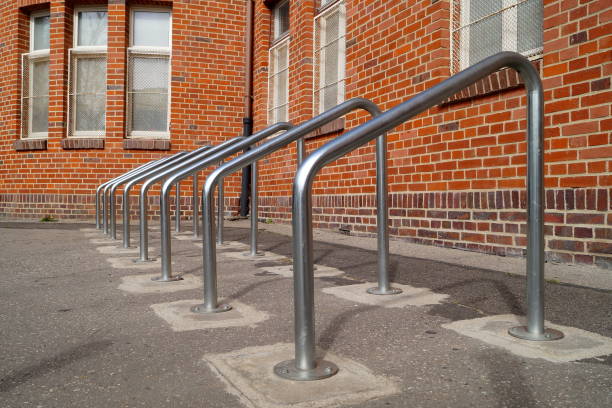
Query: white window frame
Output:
[[451, 0, 543, 72], [314, 0, 345, 114], [127, 7, 172, 139], [21, 10, 50, 139], [267, 37, 290, 124], [67, 6, 108, 138]]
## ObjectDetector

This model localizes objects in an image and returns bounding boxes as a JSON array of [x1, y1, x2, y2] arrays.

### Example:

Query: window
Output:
[[68, 9, 107, 137], [127, 9, 171, 138], [314, 1, 345, 113], [451, 0, 543, 72], [21, 12, 50, 139], [268, 1, 290, 123]]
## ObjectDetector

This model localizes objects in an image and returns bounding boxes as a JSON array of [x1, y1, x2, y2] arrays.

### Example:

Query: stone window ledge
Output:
[[442, 59, 541, 106], [306, 117, 345, 139], [14, 139, 47, 151], [123, 139, 171, 151], [61, 138, 105, 149]]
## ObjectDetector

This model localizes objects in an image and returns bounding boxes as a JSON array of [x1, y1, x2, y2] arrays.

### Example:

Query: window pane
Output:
[[469, 0, 503, 65], [78, 11, 108, 46], [276, 70, 287, 107], [76, 95, 105, 131], [32, 59, 49, 97], [132, 57, 169, 91], [275, 2, 289, 39], [32, 96, 49, 133], [323, 83, 338, 111], [517, 0, 543, 55], [324, 10, 340, 44], [130, 55, 169, 132], [76, 57, 106, 93], [324, 39, 339, 86], [131, 93, 168, 132], [33, 15, 50, 50], [133, 11, 170, 47]]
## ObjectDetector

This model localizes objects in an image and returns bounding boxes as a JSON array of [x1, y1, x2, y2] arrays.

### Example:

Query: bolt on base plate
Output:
[[366, 286, 403, 295], [508, 326, 564, 341], [151, 275, 183, 283], [190, 303, 233, 314], [273, 359, 339, 381]]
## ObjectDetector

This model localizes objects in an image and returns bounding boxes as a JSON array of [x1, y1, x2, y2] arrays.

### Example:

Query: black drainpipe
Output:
[[239, 0, 255, 216]]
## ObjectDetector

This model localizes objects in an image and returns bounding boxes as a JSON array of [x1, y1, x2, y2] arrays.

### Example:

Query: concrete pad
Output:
[[79, 227, 99, 232], [150, 299, 269, 332], [106, 257, 161, 269], [118, 273, 202, 294], [89, 237, 119, 245], [203, 343, 400, 408], [222, 251, 290, 262], [259, 264, 344, 278], [217, 240, 250, 251], [322, 282, 449, 308], [96, 245, 154, 255], [442, 314, 612, 363], [174, 234, 198, 241]]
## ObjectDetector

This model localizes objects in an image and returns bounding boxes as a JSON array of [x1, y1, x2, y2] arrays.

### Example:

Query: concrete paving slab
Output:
[[96, 245, 154, 255], [218, 240, 250, 251], [151, 299, 269, 332], [106, 257, 161, 269], [442, 314, 612, 363], [322, 282, 449, 307], [222, 250, 290, 262], [118, 273, 202, 294], [89, 237, 119, 245], [79, 227, 99, 232], [259, 264, 344, 278], [263, 221, 612, 291], [203, 343, 400, 408], [174, 234, 198, 241]]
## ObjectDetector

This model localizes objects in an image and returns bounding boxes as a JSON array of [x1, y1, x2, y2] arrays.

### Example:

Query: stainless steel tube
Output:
[[280, 51, 561, 381], [117, 150, 209, 248], [105, 155, 180, 237], [137, 138, 245, 263], [96, 159, 160, 229], [249, 160, 258, 255], [217, 179, 224, 245], [199, 99, 385, 318], [159, 123, 292, 283], [175, 181, 181, 233], [120, 147, 214, 249], [192, 173, 199, 238], [110, 151, 190, 241]]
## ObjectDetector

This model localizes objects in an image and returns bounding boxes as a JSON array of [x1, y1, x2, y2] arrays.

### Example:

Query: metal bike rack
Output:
[[155, 122, 294, 282], [95, 158, 165, 230], [196, 97, 397, 316], [133, 137, 247, 262], [118, 144, 227, 250], [101, 154, 185, 236], [277, 52, 563, 381], [106, 150, 199, 240]]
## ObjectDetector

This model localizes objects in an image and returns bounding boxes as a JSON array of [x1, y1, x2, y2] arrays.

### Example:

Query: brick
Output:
[[566, 213, 605, 224]]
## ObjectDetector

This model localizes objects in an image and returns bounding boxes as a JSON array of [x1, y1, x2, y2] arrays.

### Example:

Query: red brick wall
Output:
[[253, 0, 611, 269], [1, 0, 610, 270], [0, 0, 246, 220]]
